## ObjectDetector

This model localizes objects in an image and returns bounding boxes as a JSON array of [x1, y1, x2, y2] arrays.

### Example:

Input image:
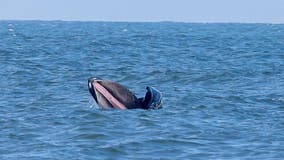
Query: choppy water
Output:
[[0, 21, 284, 159]]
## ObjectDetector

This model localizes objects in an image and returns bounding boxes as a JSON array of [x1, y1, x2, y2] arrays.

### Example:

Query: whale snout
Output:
[[88, 77, 97, 85]]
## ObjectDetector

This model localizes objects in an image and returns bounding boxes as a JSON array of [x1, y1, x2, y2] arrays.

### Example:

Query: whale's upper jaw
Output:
[[88, 77, 99, 103]]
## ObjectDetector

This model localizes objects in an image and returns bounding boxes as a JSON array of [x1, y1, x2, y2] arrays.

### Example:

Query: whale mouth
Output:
[[88, 77, 127, 109]]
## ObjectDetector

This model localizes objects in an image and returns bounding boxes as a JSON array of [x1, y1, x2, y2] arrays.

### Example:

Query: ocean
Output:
[[0, 21, 283, 159]]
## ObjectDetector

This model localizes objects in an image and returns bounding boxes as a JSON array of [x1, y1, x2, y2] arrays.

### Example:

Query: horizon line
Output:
[[1, 19, 284, 25]]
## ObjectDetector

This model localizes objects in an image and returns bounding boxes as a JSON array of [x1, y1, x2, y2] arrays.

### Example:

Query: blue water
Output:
[[0, 21, 284, 159]]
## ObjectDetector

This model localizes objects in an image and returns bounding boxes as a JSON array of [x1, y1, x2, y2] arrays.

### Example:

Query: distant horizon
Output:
[[1, 19, 284, 25], [1, 0, 284, 24]]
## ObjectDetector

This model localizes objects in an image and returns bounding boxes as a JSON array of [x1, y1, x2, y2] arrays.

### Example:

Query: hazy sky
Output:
[[0, 0, 284, 23]]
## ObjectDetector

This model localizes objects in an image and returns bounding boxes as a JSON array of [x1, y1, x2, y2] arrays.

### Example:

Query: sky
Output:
[[0, 0, 284, 23]]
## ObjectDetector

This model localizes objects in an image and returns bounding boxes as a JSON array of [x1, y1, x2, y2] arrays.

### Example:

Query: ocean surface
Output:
[[0, 21, 283, 159]]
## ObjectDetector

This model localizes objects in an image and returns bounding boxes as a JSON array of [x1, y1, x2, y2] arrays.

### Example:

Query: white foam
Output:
[[272, 97, 284, 102]]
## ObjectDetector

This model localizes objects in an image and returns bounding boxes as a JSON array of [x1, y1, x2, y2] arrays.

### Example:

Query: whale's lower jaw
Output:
[[88, 78, 114, 109]]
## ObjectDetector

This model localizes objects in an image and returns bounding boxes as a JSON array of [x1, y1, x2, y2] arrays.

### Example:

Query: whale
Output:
[[88, 77, 162, 109]]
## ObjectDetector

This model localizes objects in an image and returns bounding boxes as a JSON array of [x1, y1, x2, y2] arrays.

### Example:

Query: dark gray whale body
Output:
[[88, 77, 162, 109]]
